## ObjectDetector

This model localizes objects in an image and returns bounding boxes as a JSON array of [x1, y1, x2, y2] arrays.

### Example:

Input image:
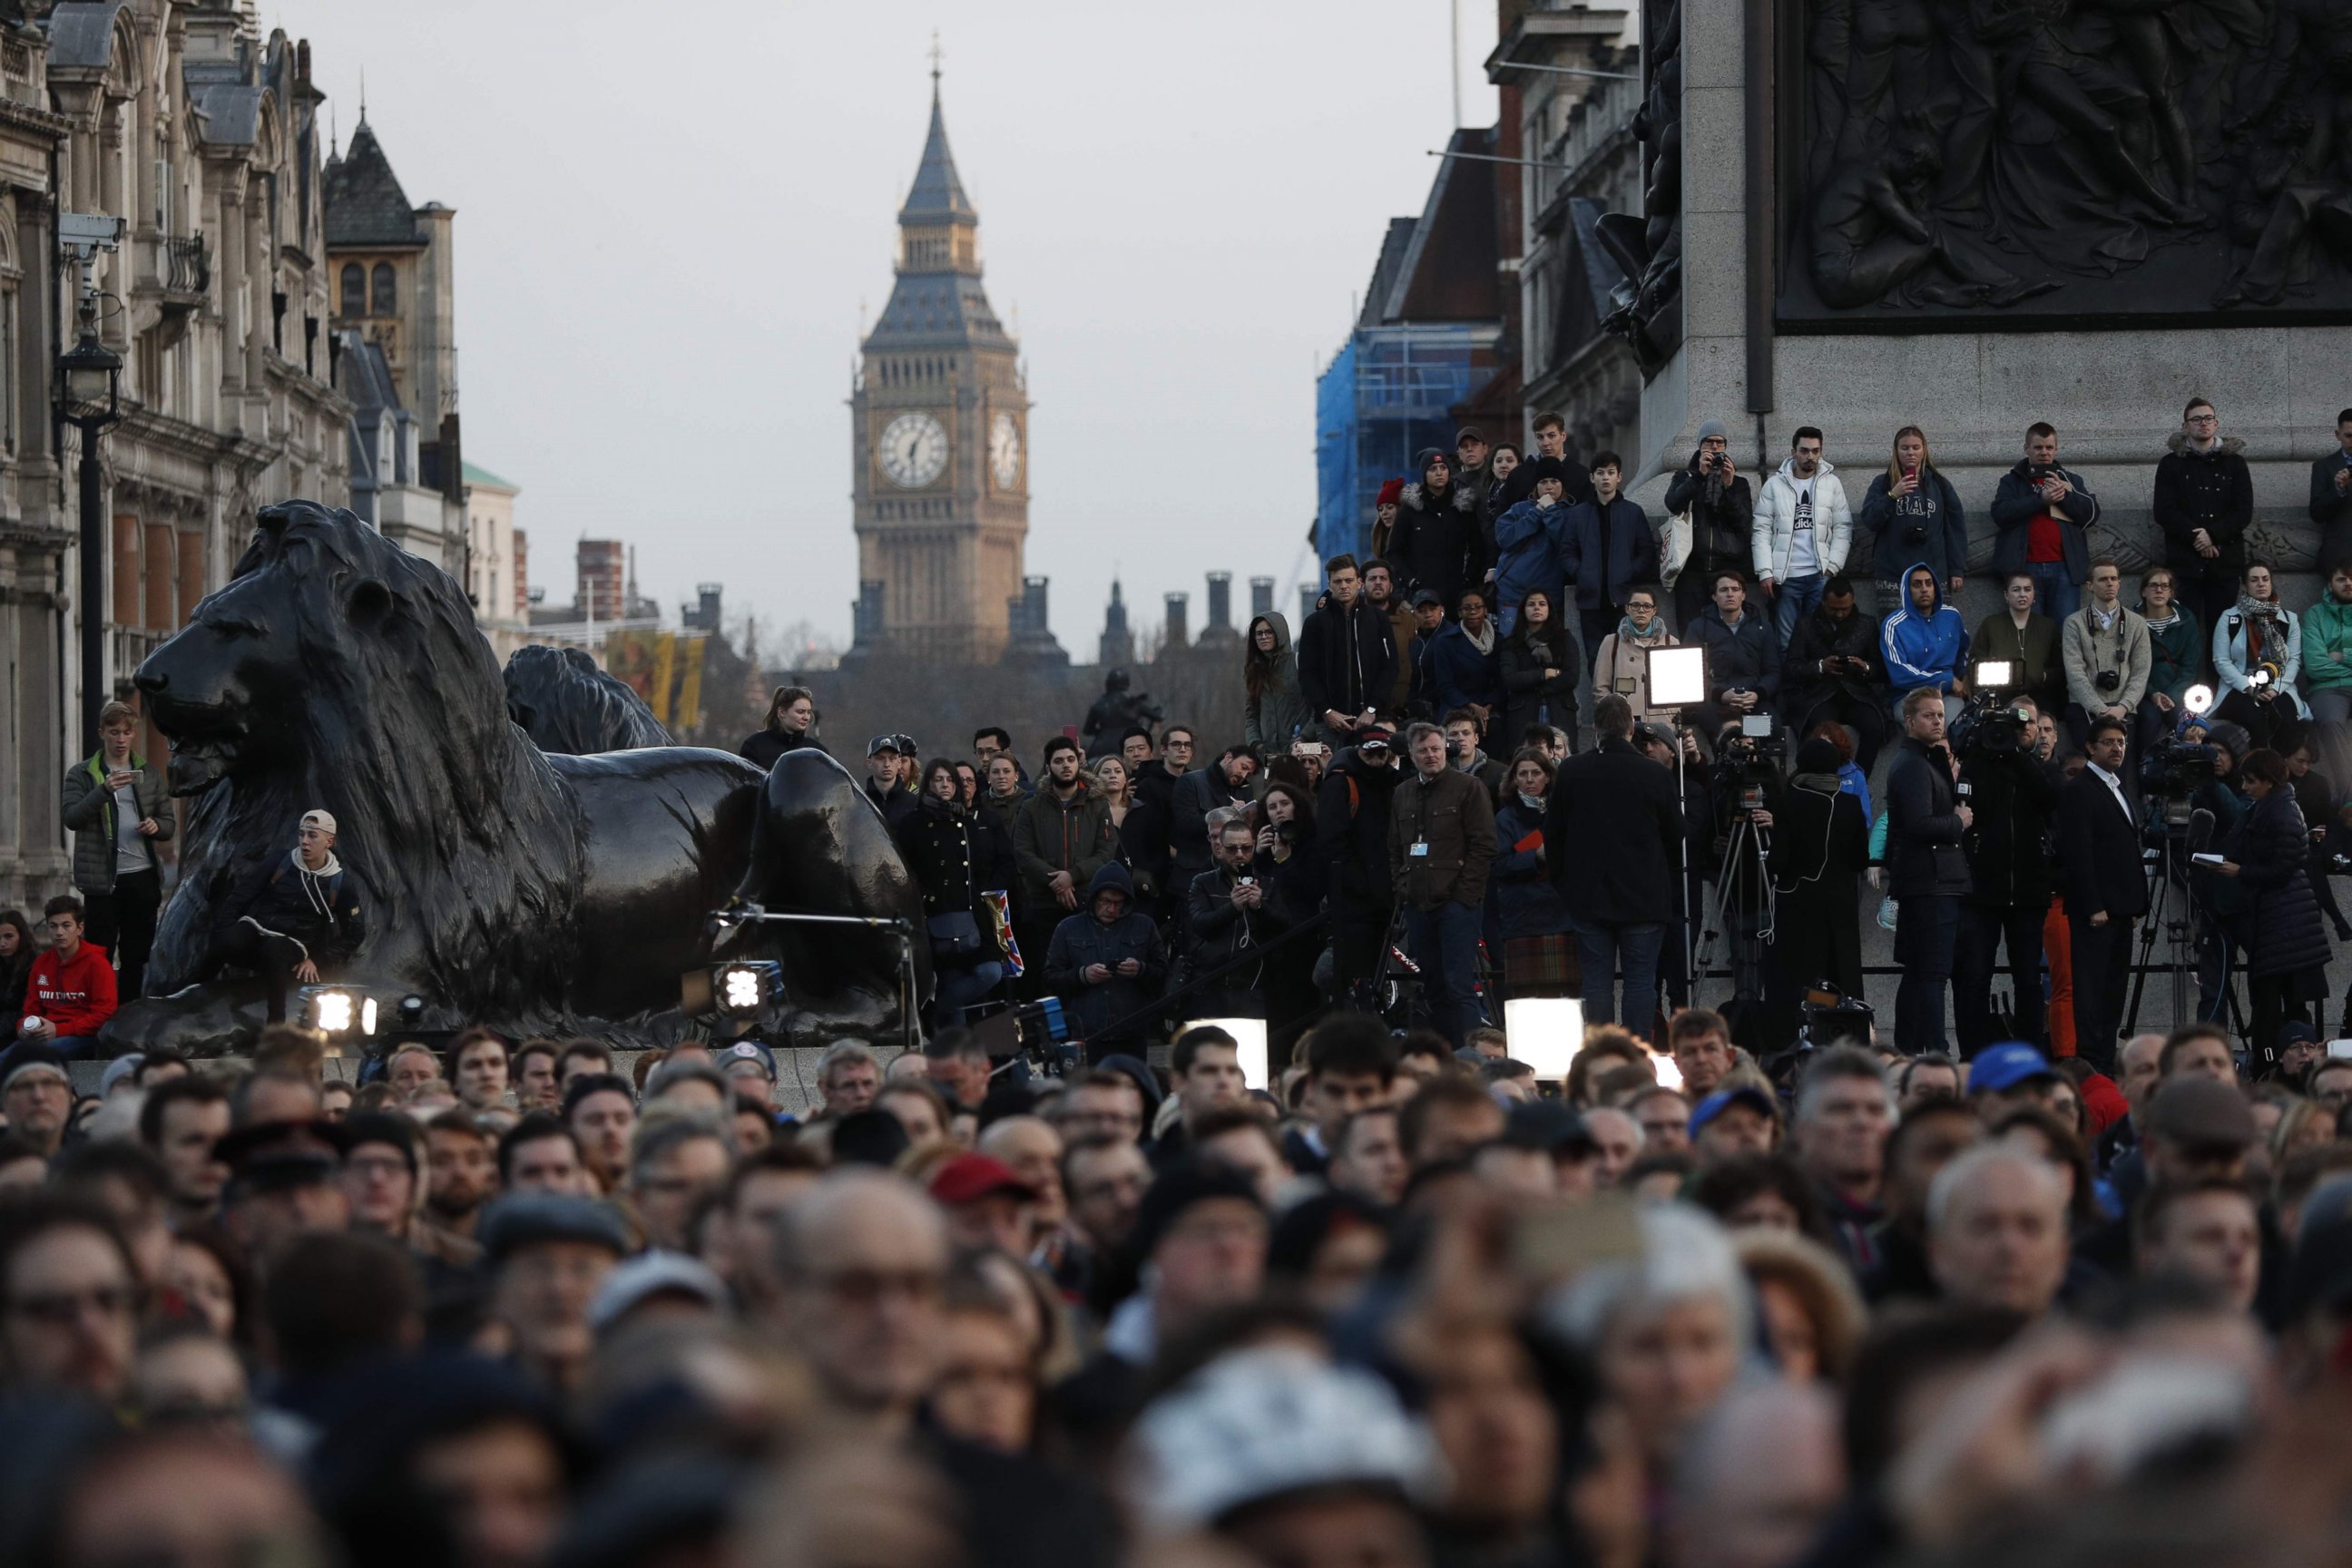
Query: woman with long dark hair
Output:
[[1243, 613, 1313, 753], [0, 910, 33, 1039], [740, 685, 825, 768], [1251, 780, 1325, 1053], [1498, 588, 1582, 751], [898, 758, 1008, 1027], [1492, 750, 1575, 1001]]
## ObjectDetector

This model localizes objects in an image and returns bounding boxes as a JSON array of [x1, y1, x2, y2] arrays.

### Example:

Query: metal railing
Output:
[[163, 234, 208, 296]]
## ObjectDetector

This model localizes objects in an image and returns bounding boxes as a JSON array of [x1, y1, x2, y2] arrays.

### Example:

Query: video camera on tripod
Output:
[[1715, 714, 1785, 817], [2150, 683, 2220, 830]]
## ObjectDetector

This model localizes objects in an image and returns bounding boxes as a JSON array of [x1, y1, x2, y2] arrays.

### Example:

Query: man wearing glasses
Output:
[[2154, 397, 2254, 640], [0, 1200, 141, 1401]]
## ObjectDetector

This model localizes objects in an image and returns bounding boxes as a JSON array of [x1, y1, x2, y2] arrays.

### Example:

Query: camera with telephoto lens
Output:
[[2249, 657, 2286, 694]]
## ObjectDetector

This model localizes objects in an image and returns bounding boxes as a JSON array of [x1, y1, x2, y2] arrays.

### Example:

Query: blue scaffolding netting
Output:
[[1314, 325, 1493, 565]]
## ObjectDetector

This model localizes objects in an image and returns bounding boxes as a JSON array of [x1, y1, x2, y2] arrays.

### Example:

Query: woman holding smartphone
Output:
[[1860, 426, 1967, 603]]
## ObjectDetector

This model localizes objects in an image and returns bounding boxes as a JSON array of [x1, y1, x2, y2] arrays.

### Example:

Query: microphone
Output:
[[2188, 808, 2215, 854]]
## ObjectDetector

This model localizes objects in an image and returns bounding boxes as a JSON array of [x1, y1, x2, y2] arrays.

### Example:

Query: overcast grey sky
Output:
[[302, 2, 1499, 659]]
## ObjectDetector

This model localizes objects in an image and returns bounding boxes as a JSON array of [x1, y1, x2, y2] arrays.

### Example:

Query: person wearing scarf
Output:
[[1592, 588, 1680, 723], [1428, 585, 1504, 726], [2213, 560, 2308, 749]]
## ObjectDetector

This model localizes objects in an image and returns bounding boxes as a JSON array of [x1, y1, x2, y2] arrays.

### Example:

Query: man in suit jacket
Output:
[[2059, 716, 2150, 1073]]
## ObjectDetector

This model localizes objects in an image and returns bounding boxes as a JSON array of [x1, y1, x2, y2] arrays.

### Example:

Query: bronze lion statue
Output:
[[504, 644, 673, 755], [112, 499, 926, 1054]]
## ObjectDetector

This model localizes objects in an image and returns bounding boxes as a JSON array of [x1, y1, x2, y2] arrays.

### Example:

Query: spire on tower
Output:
[[899, 42, 975, 224]]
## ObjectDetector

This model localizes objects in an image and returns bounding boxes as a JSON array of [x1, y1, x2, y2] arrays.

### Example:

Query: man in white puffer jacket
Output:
[[1752, 426, 1855, 648]]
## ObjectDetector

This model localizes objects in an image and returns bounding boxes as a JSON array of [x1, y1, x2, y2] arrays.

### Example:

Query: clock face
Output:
[[990, 413, 1023, 490], [878, 411, 949, 489]]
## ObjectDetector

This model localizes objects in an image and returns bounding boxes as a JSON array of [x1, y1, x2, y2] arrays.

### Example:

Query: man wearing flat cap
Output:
[[191, 808, 367, 1022]]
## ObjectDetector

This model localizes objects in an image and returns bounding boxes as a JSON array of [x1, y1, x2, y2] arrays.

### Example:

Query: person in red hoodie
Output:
[[21, 894, 116, 1054]]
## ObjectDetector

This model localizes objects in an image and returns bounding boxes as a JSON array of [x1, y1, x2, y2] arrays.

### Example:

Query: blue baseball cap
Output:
[[1688, 1085, 1777, 1138], [718, 1039, 777, 1083], [1968, 1042, 2056, 1097]]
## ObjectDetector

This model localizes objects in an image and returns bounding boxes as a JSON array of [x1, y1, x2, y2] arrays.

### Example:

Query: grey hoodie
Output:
[[1245, 612, 1315, 750]]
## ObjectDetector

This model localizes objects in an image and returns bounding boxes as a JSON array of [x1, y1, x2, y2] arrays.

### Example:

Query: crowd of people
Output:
[[4, 401, 2352, 1566], [715, 403, 2352, 1083], [6, 998, 2352, 1568]]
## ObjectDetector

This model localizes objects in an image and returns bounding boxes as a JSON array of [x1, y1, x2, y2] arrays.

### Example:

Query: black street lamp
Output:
[[56, 266, 122, 756]]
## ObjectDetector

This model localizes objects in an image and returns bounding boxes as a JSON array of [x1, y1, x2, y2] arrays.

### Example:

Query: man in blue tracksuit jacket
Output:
[[1880, 560, 1971, 712]]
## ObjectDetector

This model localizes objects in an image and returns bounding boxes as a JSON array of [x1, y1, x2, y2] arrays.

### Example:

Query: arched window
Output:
[[370, 262, 396, 317], [340, 262, 363, 316]]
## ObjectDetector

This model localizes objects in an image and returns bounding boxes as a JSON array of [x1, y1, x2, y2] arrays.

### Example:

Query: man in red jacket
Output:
[[21, 894, 117, 1054]]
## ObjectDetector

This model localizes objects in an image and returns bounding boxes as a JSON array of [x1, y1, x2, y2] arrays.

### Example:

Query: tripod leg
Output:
[[2122, 867, 2165, 1034]]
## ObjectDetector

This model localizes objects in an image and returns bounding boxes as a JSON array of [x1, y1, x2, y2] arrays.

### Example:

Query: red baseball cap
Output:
[[928, 1153, 1037, 1207]]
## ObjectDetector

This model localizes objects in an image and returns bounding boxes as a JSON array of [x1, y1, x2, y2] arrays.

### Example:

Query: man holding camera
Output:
[[1664, 421, 1756, 632], [1955, 692, 2060, 1054], [1388, 721, 1496, 1046], [1783, 575, 1889, 772], [2059, 718, 2150, 1072], [1185, 819, 1289, 1019], [1887, 690, 1973, 1054], [1992, 423, 2101, 628], [2061, 557, 2151, 755]]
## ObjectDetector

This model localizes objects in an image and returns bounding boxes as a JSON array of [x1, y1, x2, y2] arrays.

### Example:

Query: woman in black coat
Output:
[[1498, 588, 1583, 751], [898, 759, 1008, 1027], [2220, 749, 2334, 1066], [1765, 738, 1871, 1042], [740, 684, 827, 768], [1250, 780, 1326, 1055], [957, 761, 1020, 913]]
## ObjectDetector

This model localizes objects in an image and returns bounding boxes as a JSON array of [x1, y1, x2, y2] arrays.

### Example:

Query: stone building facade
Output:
[[325, 112, 461, 573], [1491, 3, 1645, 469], [0, 0, 351, 908]]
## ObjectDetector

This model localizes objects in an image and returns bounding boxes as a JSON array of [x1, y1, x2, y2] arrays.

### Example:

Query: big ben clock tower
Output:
[[850, 64, 1029, 665]]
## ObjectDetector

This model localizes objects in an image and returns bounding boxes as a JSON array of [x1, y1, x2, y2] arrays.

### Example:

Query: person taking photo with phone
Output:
[[60, 701, 172, 1001]]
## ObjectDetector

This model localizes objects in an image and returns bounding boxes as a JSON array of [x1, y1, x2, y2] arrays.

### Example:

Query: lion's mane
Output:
[[503, 644, 673, 754]]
